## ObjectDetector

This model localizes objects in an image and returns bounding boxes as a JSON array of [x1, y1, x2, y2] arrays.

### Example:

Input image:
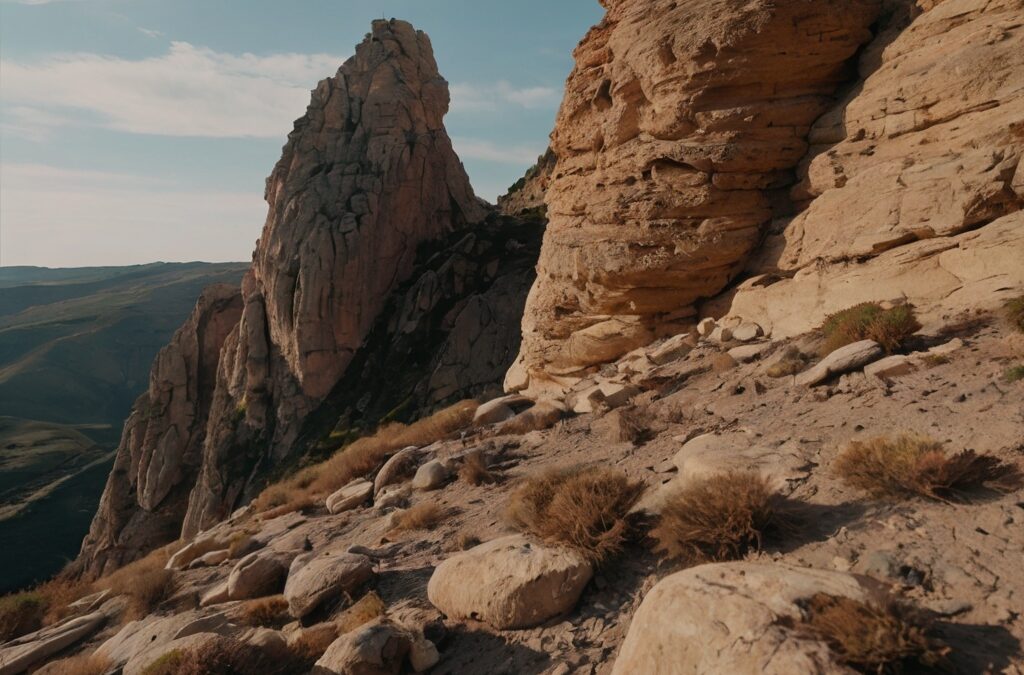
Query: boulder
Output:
[[188, 548, 230, 569], [411, 460, 448, 491], [313, 618, 412, 675], [648, 334, 694, 365], [326, 479, 374, 514], [408, 637, 440, 672], [373, 447, 419, 496], [227, 551, 290, 600], [864, 355, 917, 381], [795, 340, 884, 386], [374, 484, 411, 510], [708, 326, 734, 343], [200, 581, 230, 607], [284, 551, 375, 618], [474, 395, 532, 426], [732, 322, 764, 342], [673, 433, 812, 494], [123, 632, 223, 675], [427, 535, 592, 629], [97, 609, 229, 669], [495, 402, 564, 435], [697, 318, 717, 337], [0, 611, 107, 675], [612, 562, 885, 674], [728, 342, 772, 363]]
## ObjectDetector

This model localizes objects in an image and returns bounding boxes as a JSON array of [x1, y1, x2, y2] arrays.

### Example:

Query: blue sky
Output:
[[0, 0, 602, 267]]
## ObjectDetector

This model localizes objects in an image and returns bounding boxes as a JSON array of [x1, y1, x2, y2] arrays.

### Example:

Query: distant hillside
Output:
[[0, 262, 247, 437], [0, 262, 246, 590]]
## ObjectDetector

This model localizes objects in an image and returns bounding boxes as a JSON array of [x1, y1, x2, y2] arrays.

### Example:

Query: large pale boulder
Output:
[[673, 433, 812, 494], [326, 479, 374, 514], [612, 562, 885, 674], [313, 618, 413, 675], [0, 611, 107, 675], [795, 340, 883, 386], [284, 551, 375, 618], [507, 0, 880, 389], [227, 550, 291, 600], [411, 460, 449, 491], [427, 535, 593, 629]]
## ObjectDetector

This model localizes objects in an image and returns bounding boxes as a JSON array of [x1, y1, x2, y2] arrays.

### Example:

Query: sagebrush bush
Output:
[[38, 653, 111, 675], [1005, 295, 1024, 332], [505, 466, 644, 564], [238, 594, 290, 627], [788, 593, 951, 673], [651, 471, 799, 564], [820, 303, 921, 354], [253, 399, 478, 516], [834, 435, 1022, 501]]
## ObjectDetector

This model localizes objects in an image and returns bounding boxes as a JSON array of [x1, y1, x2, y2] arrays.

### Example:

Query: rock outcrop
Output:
[[497, 147, 556, 216], [722, 0, 1024, 335], [74, 285, 243, 577], [182, 18, 487, 536], [507, 0, 881, 392]]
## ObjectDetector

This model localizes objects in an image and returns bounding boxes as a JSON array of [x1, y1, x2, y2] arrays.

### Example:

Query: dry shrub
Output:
[[95, 544, 175, 621], [788, 593, 951, 673], [390, 501, 445, 533], [505, 466, 645, 564], [459, 450, 496, 485], [821, 303, 921, 354], [446, 532, 481, 552], [254, 400, 478, 515], [651, 471, 799, 564], [0, 576, 92, 641], [288, 623, 339, 667], [1005, 365, 1024, 383], [144, 636, 277, 675], [1005, 295, 1024, 332], [920, 353, 950, 368], [335, 590, 386, 634], [834, 435, 1022, 501], [38, 652, 111, 675], [767, 346, 808, 378], [239, 594, 290, 627]]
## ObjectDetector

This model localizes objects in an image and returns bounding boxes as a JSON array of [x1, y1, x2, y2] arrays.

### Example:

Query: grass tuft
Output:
[[651, 471, 799, 564], [36, 652, 111, 675], [238, 595, 290, 627], [788, 593, 952, 673], [766, 346, 808, 378], [94, 543, 175, 622], [505, 466, 644, 565], [821, 303, 921, 355], [834, 435, 1022, 501]]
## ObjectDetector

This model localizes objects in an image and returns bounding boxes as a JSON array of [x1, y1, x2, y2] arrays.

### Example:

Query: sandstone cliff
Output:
[[75, 284, 243, 576], [506, 0, 882, 393], [497, 148, 556, 216]]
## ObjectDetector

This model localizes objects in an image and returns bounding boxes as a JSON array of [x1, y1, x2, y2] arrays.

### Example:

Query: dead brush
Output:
[[41, 653, 112, 675], [459, 449, 497, 485], [253, 399, 478, 516], [144, 636, 279, 675], [785, 593, 952, 673], [238, 594, 290, 627], [834, 435, 1022, 502], [335, 590, 386, 634], [1005, 295, 1024, 332], [651, 471, 800, 564], [766, 346, 808, 378], [390, 501, 446, 533], [820, 302, 921, 355], [505, 466, 645, 564], [288, 623, 339, 668], [95, 543, 176, 621]]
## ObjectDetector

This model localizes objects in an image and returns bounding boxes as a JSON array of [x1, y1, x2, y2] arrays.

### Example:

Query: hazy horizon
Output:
[[0, 0, 602, 268]]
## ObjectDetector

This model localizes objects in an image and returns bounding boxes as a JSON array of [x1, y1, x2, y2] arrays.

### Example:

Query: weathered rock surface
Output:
[[795, 340, 883, 386], [497, 147, 556, 216], [326, 479, 374, 514], [284, 550, 375, 618], [724, 0, 1024, 334], [612, 562, 886, 674], [411, 460, 448, 491], [427, 535, 593, 629], [313, 618, 413, 675], [73, 285, 242, 577], [673, 433, 812, 493], [0, 611, 108, 675], [227, 550, 291, 600], [507, 0, 880, 390]]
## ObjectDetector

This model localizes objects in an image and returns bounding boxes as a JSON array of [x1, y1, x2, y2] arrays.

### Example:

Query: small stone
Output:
[[411, 460, 449, 491], [708, 325, 734, 343], [732, 322, 763, 342], [697, 318, 717, 336], [648, 333, 694, 365]]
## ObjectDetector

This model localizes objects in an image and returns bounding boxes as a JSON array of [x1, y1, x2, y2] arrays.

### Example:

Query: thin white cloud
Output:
[[1, 42, 345, 138], [137, 27, 163, 39], [451, 137, 547, 166], [449, 81, 561, 113], [0, 163, 265, 266]]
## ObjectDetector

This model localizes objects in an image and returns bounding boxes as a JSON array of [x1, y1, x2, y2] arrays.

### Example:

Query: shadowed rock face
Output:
[[506, 0, 880, 392], [75, 285, 243, 577]]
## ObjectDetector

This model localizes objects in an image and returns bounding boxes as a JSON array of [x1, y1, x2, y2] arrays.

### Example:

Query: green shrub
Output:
[[1005, 295, 1024, 332], [820, 303, 921, 354], [1005, 365, 1024, 383]]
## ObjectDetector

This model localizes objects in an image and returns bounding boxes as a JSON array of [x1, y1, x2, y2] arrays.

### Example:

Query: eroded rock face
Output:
[[724, 0, 1024, 334], [508, 0, 881, 390], [182, 18, 487, 536], [73, 285, 243, 577]]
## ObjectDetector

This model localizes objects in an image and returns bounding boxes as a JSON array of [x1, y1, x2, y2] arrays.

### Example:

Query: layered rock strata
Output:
[[507, 0, 881, 392]]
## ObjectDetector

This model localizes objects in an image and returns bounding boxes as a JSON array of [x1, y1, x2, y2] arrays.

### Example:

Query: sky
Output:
[[0, 0, 603, 267]]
